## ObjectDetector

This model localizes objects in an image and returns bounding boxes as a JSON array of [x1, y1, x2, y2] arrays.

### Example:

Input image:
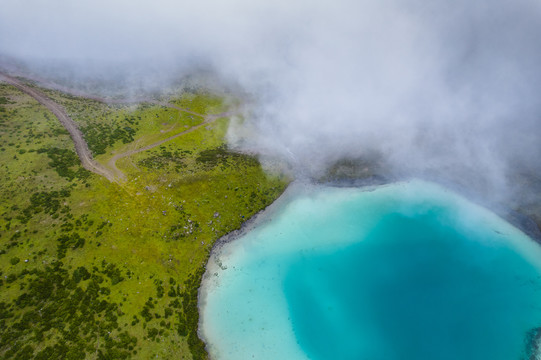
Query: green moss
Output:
[[0, 82, 289, 359], [171, 90, 227, 115]]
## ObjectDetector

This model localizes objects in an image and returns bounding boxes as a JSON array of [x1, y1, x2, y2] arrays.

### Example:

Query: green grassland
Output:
[[37, 88, 213, 157], [0, 82, 289, 359]]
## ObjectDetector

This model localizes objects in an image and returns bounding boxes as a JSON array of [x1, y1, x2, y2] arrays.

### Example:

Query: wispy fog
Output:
[[1, 0, 541, 199]]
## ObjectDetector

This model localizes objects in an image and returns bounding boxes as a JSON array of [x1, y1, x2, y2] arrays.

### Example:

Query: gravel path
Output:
[[1, 72, 240, 182], [0, 73, 117, 182]]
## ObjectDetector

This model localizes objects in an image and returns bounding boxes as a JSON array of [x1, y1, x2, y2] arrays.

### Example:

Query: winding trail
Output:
[[0, 73, 117, 182], [107, 109, 237, 181], [0, 72, 240, 182]]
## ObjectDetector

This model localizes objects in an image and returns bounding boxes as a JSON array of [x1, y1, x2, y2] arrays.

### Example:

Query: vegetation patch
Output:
[[16, 189, 71, 224], [171, 91, 227, 115], [37, 147, 90, 181], [0, 82, 289, 360], [138, 146, 190, 171], [82, 122, 136, 155]]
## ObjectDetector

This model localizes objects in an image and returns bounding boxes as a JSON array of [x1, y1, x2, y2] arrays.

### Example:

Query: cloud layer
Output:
[[1, 0, 541, 198]]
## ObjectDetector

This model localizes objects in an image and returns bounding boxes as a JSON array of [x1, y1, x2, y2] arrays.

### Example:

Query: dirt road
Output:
[[0, 73, 117, 182], [1, 72, 241, 182]]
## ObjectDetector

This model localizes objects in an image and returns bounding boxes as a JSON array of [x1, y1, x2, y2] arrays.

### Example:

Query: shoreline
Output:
[[197, 176, 541, 358], [197, 178, 541, 360], [324, 174, 541, 243], [196, 181, 299, 358]]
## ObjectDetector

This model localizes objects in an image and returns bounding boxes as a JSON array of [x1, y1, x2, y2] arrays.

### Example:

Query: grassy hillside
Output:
[[0, 82, 288, 359]]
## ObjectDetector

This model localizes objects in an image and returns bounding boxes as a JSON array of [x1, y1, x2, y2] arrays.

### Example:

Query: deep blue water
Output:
[[285, 212, 541, 360], [200, 181, 541, 360]]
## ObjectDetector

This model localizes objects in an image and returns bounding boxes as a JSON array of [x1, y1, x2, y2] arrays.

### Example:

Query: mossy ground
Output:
[[0, 82, 288, 359]]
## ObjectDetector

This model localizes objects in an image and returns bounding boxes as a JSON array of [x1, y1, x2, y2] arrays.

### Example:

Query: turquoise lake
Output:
[[199, 181, 541, 360]]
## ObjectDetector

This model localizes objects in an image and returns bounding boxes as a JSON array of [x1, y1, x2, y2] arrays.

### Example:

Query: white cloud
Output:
[[1, 0, 540, 198]]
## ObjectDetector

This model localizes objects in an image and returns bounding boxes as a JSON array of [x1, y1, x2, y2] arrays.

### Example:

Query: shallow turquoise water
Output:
[[200, 181, 541, 360]]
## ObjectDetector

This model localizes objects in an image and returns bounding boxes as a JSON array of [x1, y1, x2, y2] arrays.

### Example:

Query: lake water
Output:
[[199, 181, 541, 360]]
